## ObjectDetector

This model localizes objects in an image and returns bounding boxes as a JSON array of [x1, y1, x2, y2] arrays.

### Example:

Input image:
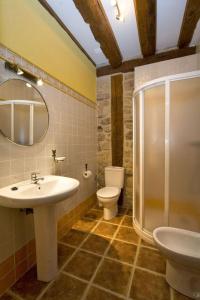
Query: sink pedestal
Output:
[[34, 205, 58, 282]]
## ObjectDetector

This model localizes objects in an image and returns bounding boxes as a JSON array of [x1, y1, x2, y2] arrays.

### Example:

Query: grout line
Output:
[[103, 256, 133, 268], [126, 237, 141, 298], [113, 237, 139, 246], [140, 244, 158, 251], [80, 214, 126, 300], [61, 270, 89, 284], [57, 241, 77, 249], [91, 283, 127, 299], [135, 266, 166, 278], [7, 290, 25, 300], [68, 246, 103, 259], [35, 276, 56, 300]]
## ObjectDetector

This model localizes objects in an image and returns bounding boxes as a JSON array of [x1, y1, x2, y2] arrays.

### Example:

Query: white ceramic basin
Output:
[[0, 175, 80, 208], [0, 175, 80, 282]]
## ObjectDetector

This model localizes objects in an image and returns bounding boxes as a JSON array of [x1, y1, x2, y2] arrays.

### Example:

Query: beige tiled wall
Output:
[[0, 56, 97, 266], [134, 53, 200, 89]]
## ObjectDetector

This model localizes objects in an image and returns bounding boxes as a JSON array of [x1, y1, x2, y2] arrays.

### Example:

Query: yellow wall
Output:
[[0, 0, 96, 102]]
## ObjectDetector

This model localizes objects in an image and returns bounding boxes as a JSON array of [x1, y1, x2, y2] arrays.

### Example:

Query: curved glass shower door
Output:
[[143, 85, 165, 232], [134, 71, 200, 240], [169, 77, 200, 231]]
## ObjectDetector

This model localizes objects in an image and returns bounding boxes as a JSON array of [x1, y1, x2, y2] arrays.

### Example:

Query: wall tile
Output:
[[0, 51, 97, 269]]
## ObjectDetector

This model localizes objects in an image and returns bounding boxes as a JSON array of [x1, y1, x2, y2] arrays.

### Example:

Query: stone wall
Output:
[[97, 72, 134, 207], [97, 76, 112, 189], [123, 73, 134, 205]]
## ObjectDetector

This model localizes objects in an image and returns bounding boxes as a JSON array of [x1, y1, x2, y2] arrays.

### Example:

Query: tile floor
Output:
[[0, 206, 192, 300]]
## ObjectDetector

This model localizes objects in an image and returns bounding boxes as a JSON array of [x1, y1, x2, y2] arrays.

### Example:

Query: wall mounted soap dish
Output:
[[52, 150, 66, 163]]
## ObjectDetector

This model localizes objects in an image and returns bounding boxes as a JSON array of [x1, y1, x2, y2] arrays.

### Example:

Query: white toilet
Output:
[[96, 166, 124, 220], [153, 227, 200, 299]]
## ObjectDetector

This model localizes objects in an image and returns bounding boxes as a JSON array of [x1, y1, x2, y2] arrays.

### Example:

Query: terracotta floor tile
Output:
[[60, 229, 88, 247], [130, 268, 170, 300], [86, 286, 122, 300], [121, 216, 133, 227], [141, 239, 156, 249], [115, 227, 139, 244], [58, 244, 75, 268], [92, 203, 103, 211], [107, 240, 137, 264], [137, 247, 166, 274], [93, 223, 118, 238], [0, 270, 15, 296], [173, 289, 193, 300], [104, 215, 123, 225], [0, 294, 17, 300], [81, 234, 110, 255], [118, 206, 128, 215], [94, 258, 131, 295], [126, 208, 133, 216], [72, 219, 97, 233], [11, 267, 47, 300], [40, 273, 87, 300], [64, 250, 101, 281], [84, 209, 103, 220]]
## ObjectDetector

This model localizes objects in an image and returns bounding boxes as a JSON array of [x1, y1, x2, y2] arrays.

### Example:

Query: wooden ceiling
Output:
[[73, 0, 122, 68], [39, 0, 200, 76]]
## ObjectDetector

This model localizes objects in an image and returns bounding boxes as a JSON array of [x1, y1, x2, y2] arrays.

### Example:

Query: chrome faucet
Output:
[[31, 172, 44, 184]]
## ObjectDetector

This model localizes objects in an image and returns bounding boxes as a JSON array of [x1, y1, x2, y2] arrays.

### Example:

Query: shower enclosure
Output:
[[133, 71, 200, 242]]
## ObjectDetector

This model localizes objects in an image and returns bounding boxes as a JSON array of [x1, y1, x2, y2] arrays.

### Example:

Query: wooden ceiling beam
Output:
[[38, 0, 96, 66], [73, 0, 122, 68], [97, 47, 196, 77], [134, 0, 156, 57], [178, 0, 200, 48]]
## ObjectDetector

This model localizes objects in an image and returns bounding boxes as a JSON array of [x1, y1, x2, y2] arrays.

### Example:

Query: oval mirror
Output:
[[0, 79, 49, 146]]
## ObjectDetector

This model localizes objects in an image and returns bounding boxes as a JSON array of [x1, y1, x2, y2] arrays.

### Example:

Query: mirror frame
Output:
[[0, 78, 49, 146]]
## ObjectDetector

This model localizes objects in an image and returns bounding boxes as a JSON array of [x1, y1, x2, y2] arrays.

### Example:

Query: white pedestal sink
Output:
[[0, 175, 79, 282]]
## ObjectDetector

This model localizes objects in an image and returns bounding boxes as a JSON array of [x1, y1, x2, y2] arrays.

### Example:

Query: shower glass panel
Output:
[[134, 94, 140, 223], [14, 104, 29, 145], [169, 77, 200, 231], [143, 85, 165, 231], [133, 71, 200, 241]]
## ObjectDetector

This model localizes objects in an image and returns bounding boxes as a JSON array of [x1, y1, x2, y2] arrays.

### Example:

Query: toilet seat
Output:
[[97, 187, 120, 201]]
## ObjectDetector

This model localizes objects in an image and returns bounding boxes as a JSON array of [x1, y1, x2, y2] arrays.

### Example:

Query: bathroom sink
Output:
[[0, 175, 80, 208], [0, 175, 79, 282]]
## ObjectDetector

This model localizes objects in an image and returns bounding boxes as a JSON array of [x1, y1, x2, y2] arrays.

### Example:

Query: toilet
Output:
[[153, 227, 200, 299], [96, 166, 124, 220]]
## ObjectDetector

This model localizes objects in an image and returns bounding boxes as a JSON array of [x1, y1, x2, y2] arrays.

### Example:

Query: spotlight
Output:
[[111, 0, 117, 6], [26, 83, 32, 88], [17, 67, 24, 75], [37, 78, 43, 86]]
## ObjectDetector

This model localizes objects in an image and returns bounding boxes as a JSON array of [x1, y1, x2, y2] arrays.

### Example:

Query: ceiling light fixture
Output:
[[110, 0, 117, 6], [26, 83, 32, 88], [111, 0, 124, 22], [37, 78, 43, 86], [17, 67, 24, 75], [5, 62, 44, 86]]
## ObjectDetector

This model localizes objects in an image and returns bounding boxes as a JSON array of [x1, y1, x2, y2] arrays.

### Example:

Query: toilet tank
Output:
[[105, 166, 124, 188]]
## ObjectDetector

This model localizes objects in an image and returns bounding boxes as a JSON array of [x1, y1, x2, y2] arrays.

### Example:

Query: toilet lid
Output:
[[97, 187, 120, 198]]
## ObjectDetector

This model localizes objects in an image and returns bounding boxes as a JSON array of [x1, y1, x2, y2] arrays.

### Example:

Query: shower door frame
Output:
[[133, 70, 200, 242]]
